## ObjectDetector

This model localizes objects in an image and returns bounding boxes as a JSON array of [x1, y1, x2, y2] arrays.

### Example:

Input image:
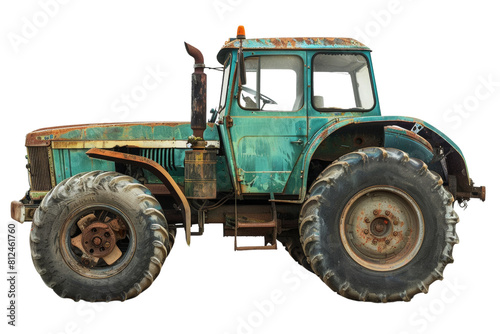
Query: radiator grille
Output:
[[27, 147, 52, 191], [140, 148, 177, 171]]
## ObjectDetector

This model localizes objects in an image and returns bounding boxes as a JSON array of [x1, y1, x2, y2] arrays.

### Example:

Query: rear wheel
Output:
[[299, 147, 458, 302], [277, 230, 313, 272], [30, 171, 174, 302]]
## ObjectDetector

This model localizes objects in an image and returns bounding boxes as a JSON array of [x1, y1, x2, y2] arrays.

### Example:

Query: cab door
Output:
[[229, 51, 307, 195]]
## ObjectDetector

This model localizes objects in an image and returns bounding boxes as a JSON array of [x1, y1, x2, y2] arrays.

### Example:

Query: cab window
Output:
[[239, 55, 304, 112], [312, 53, 374, 111]]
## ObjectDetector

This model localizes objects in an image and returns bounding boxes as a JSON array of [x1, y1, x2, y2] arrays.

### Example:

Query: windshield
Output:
[[312, 53, 374, 111], [218, 54, 232, 112]]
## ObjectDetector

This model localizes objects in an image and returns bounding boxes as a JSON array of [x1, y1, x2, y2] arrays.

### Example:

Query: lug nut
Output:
[[92, 237, 102, 246], [104, 241, 111, 248], [364, 229, 369, 234], [385, 210, 391, 216], [372, 239, 377, 245], [364, 217, 370, 223], [385, 240, 390, 245], [373, 210, 378, 215], [393, 231, 398, 236]]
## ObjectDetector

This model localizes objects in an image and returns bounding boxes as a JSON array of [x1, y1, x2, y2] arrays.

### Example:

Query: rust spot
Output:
[[25, 122, 192, 146]]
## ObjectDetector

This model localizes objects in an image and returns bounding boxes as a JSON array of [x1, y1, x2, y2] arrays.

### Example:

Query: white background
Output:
[[0, 1, 497, 333]]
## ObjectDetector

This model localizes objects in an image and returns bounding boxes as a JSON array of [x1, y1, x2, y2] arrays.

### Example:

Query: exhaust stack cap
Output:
[[184, 42, 205, 73], [184, 42, 207, 141]]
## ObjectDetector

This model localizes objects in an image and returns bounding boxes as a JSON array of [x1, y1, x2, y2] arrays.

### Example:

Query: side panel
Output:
[[235, 118, 307, 194], [53, 149, 115, 183]]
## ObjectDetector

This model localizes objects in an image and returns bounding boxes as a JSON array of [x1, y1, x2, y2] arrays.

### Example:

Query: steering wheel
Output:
[[241, 86, 277, 109]]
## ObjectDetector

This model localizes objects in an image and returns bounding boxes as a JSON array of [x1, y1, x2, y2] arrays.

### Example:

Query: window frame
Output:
[[237, 54, 305, 113], [218, 53, 233, 112], [311, 52, 376, 112]]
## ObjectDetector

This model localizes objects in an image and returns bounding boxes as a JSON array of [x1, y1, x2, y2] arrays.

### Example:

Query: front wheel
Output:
[[299, 147, 459, 302], [30, 171, 174, 302]]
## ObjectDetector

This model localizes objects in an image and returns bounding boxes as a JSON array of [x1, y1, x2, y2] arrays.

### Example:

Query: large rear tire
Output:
[[278, 230, 313, 272], [30, 171, 174, 302], [299, 147, 459, 302]]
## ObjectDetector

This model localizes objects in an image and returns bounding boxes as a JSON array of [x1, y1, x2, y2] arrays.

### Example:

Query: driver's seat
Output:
[[313, 96, 324, 108], [243, 95, 258, 109]]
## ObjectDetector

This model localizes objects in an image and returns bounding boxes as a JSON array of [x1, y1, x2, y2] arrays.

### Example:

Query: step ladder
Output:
[[233, 201, 278, 251]]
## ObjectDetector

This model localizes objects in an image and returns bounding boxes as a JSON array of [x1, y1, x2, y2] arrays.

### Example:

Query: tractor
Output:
[[11, 26, 485, 303]]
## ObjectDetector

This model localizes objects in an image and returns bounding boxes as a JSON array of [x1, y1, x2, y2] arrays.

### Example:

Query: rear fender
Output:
[[384, 126, 434, 164], [301, 116, 472, 201]]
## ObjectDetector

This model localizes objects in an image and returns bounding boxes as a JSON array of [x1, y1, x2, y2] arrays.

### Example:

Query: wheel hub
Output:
[[370, 217, 390, 236], [339, 186, 424, 271], [81, 222, 116, 258]]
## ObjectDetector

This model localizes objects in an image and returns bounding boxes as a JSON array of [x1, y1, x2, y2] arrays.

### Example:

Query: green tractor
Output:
[[11, 26, 485, 303]]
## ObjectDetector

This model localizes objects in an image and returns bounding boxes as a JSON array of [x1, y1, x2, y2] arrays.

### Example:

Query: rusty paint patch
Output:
[[217, 37, 370, 64], [26, 122, 218, 146]]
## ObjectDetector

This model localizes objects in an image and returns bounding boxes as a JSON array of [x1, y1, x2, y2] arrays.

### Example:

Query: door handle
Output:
[[290, 139, 304, 145]]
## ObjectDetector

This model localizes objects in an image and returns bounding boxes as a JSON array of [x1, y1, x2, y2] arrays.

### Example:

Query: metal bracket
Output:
[[191, 209, 205, 236], [236, 168, 244, 182], [290, 139, 304, 145], [411, 123, 424, 134], [226, 116, 233, 128]]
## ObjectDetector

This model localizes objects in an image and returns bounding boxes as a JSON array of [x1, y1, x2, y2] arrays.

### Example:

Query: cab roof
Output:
[[216, 37, 370, 64]]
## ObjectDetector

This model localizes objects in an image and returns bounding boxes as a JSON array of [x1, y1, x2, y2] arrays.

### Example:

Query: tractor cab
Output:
[[215, 27, 381, 198]]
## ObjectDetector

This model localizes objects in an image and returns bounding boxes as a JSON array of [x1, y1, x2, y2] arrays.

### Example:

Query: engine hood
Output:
[[26, 121, 219, 147]]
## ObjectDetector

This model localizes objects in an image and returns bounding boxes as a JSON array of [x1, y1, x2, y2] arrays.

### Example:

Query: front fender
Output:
[[86, 148, 192, 245]]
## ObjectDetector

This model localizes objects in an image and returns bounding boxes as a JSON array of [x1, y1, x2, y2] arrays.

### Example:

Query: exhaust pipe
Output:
[[184, 43, 217, 200], [184, 42, 207, 140]]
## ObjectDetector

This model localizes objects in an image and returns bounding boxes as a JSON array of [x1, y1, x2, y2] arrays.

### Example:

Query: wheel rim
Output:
[[339, 186, 424, 271], [60, 205, 137, 278]]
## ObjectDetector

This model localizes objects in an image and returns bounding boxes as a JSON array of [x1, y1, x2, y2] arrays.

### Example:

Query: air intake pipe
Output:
[[184, 42, 207, 142]]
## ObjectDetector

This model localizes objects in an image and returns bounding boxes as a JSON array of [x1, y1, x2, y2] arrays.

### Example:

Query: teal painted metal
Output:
[[53, 149, 114, 183], [227, 50, 308, 194], [42, 122, 233, 192], [217, 37, 370, 63], [289, 115, 470, 201], [218, 48, 384, 196], [384, 127, 434, 164], [57, 122, 219, 141]]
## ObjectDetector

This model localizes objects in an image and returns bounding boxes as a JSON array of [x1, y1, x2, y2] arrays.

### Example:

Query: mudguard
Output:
[[299, 116, 471, 201], [86, 148, 192, 244]]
